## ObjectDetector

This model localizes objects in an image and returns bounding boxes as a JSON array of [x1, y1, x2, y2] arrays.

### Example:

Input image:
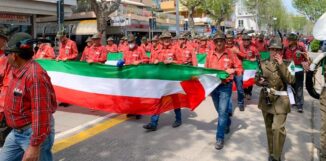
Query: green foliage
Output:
[[288, 15, 313, 34], [200, 0, 234, 25], [245, 0, 289, 31], [311, 40, 321, 52], [293, 0, 326, 22], [245, 0, 314, 33]]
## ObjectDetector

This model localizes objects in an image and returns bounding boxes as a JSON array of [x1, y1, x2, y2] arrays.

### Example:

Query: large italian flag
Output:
[[105, 52, 273, 89], [37, 60, 229, 115]]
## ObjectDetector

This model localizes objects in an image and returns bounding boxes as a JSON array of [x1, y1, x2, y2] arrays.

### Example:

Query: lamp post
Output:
[[273, 17, 277, 34], [175, 0, 180, 36]]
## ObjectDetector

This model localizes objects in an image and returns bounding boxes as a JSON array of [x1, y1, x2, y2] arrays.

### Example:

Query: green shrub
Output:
[[311, 39, 320, 52]]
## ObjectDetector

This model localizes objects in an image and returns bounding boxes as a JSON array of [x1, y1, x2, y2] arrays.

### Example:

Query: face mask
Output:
[[129, 43, 135, 49]]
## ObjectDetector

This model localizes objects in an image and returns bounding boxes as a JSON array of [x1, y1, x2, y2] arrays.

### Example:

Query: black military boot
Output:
[[297, 106, 303, 113], [215, 139, 224, 150], [143, 123, 157, 131], [239, 105, 245, 111], [172, 121, 182, 128]]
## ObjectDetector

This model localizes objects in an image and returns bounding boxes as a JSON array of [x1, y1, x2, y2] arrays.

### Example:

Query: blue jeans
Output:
[[234, 75, 244, 107], [228, 94, 233, 116], [211, 82, 232, 140], [0, 117, 55, 161], [150, 109, 182, 127]]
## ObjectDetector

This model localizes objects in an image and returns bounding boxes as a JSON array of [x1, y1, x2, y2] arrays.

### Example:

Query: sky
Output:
[[283, 0, 300, 15]]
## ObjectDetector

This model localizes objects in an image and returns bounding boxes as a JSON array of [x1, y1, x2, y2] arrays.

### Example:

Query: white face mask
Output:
[[129, 43, 135, 49]]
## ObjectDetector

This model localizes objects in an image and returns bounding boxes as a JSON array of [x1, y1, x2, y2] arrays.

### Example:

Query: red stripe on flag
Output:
[[180, 79, 206, 110], [53, 84, 204, 115], [232, 78, 255, 91], [243, 78, 255, 89]]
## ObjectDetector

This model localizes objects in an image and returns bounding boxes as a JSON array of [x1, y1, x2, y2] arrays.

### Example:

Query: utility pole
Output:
[[57, 0, 64, 32], [255, 0, 259, 31], [175, 0, 180, 36]]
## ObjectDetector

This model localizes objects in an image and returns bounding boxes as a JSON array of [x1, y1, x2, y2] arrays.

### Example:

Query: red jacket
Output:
[[56, 39, 78, 61], [123, 46, 149, 65], [205, 48, 242, 82]]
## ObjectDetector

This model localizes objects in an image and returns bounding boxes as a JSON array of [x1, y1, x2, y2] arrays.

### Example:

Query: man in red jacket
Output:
[[0, 30, 11, 146], [0, 32, 57, 161], [283, 33, 310, 113], [56, 31, 78, 61], [205, 32, 242, 150], [106, 37, 118, 53], [143, 31, 183, 131], [85, 33, 108, 64]]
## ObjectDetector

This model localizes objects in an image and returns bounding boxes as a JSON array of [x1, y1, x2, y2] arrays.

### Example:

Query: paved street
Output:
[[52, 86, 321, 161]]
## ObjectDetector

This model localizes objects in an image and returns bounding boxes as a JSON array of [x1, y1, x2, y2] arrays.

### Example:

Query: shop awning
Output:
[[37, 20, 98, 35]]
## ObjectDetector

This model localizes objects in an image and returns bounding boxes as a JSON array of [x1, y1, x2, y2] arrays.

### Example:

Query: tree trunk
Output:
[[215, 18, 223, 32], [90, 0, 122, 45], [188, 6, 195, 37], [97, 12, 107, 45]]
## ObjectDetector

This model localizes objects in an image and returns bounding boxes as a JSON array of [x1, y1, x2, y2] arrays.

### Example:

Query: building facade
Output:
[[37, 0, 185, 39], [234, 0, 258, 31], [0, 0, 76, 37]]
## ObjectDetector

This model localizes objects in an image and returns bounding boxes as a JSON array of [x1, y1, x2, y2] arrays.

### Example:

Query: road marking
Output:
[[52, 114, 128, 153], [55, 113, 116, 140]]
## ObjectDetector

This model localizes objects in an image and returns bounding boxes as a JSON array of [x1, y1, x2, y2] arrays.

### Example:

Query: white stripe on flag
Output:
[[243, 70, 256, 81], [198, 74, 221, 96], [48, 71, 185, 98]]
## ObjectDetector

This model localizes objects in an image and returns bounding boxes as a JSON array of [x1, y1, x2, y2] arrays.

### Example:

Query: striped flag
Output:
[[37, 60, 228, 115]]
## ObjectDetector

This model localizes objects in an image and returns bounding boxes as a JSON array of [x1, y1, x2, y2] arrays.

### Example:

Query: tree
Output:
[[245, 0, 289, 32], [89, 0, 121, 43], [293, 0, 326, 22], [288, 15, 312, 34], [179, 0, 202, 37], [200, 0, 234, 30]]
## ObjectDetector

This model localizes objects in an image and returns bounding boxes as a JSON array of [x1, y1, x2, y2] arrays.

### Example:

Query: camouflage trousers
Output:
[[319, 88, 326, 161]]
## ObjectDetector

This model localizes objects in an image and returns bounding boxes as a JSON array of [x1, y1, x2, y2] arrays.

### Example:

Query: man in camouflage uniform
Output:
[[255, 37, 295, 161]]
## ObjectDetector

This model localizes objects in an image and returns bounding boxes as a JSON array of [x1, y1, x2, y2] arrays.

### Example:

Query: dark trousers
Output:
[[244, 86, 253, 96], [294, 71, 304, 107]]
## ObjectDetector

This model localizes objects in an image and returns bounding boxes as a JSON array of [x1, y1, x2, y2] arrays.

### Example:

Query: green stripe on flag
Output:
[[107, 52, 151, 60], [107, 52, 123, 60], [37, 60, 229, 81], [242, 60, 258, 70], [196, 53, 207, 65]]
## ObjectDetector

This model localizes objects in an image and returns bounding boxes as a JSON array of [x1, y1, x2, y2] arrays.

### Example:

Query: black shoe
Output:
[[225, 127, 230, 134], [172, 121, 182, 128], [245, 94, 251, 100], [59, 103, 70, 107], [268, 156, 281, 161], [126, 114, 132, 118], [239, 105, 245, 111], [215, 139, 224, 150], [268, 156, 273, 161], [143, 124, 157, 131], [297, 106, 303, 113], [135, 115, 142, 120]]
